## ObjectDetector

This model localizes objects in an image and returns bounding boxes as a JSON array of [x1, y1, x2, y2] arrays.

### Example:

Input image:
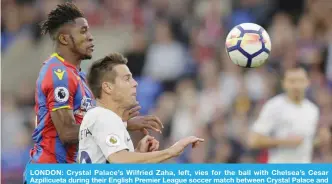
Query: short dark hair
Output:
[[40, 2, 84, 39], [282, 63, 308, 78], [88, 53, 128, 99]]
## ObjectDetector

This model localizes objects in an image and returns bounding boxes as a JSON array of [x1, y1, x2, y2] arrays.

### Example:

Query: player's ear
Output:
[[58, 34, 69, 45], [102, 82, 113, 95]]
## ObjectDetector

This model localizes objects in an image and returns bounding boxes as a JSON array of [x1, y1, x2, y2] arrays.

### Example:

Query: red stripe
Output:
[[257, 149, 268, 163], [67, 68, 77, 108], [66, 144, 77, 163]]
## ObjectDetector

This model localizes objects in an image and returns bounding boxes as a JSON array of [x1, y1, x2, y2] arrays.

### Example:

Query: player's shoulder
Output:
[[38, 56, 66, 77], [83, 107, 123, 126], [39, 56, 79, 85], [303, 98, 319, 113], [264, 94, 286, 107]]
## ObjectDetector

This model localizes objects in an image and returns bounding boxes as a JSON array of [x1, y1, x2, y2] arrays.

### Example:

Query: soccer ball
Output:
[[225, 23, 271, 68]]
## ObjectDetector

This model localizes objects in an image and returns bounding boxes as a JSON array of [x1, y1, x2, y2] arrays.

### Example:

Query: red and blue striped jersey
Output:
[[29, 53, 95, 163]]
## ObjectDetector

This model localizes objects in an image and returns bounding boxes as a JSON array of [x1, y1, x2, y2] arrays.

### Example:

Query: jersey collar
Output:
[[50, 53, 81, 72]]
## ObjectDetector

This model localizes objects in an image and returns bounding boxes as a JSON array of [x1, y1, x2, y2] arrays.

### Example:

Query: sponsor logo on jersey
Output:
[[54, 69, 65, 80]]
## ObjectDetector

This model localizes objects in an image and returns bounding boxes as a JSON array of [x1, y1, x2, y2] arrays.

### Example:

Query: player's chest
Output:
[[276, 106, 316, 136]]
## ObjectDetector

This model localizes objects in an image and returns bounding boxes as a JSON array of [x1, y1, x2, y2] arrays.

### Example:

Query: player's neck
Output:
[[286, 95, 303, 105], [96, 99, 125, 119], [55, 49, 81, 69]]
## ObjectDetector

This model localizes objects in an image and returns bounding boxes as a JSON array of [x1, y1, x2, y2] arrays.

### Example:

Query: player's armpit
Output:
[[51, 109, 80, 145], [107, 149, 172, 163]]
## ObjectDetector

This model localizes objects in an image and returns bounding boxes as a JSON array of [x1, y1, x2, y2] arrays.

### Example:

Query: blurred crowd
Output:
[[2, 0, 332, 183]]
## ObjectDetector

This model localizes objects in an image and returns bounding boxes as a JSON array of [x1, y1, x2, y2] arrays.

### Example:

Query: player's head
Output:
[[282, 65, 309, 101], [88, 53, 138, 108], [41, 2, 94, 60]]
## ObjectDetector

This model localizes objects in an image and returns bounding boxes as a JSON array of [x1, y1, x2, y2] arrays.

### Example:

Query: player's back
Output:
[[78, 107, 134, 163], [30, 53, 94, 163]]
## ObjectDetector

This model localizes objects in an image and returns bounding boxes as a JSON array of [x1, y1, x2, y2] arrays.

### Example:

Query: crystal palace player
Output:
[[26, 2, 162, 167]]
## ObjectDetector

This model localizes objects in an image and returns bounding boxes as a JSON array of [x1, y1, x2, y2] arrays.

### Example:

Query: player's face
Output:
[[70, 18, 94, 60], [112, 65, 138, 108], [283, 69, 309, 100]]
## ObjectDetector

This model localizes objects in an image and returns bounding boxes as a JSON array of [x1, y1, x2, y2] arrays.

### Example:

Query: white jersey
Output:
[[252, 94, 319, 163], [78, 107, 134, 163]]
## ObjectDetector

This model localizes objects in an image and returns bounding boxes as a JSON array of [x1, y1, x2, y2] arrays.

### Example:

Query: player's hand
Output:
[[168, 136, 204, 157], [122, 102, 141, 122], [136, 135, 158, 153], [284, 136, 304, 147], [127, 115, 164, 134], [148, 138, 160, 152]]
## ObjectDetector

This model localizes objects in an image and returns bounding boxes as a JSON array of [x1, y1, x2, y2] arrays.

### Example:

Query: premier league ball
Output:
[[225, 23, 271, 68]]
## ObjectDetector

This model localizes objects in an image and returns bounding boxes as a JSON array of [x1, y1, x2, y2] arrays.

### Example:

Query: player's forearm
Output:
[[51, 110, 80, 144], [248, 133, 287, 149], [108, 149, 173, 163], [61, 124, 80, 144]]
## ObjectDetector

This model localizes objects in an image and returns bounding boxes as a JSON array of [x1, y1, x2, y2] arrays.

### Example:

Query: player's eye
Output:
[[81, 28, 87, 34], [123, 76, 130, 81]]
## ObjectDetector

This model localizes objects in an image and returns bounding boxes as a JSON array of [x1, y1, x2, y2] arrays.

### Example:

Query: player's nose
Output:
[[133, 79, 138, 88], [87, 32, 94, 42]]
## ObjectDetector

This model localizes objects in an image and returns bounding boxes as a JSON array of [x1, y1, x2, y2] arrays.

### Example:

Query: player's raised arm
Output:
[[44, 65, 80, 144]]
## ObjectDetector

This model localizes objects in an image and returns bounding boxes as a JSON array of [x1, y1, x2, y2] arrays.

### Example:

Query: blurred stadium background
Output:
[[1, 0, 332, 183]]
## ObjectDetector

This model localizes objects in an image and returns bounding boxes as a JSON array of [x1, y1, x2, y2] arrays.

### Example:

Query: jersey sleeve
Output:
[[92, 113, 129, 158], [251, 100, 278, 136], [42, 65, 77, 111]]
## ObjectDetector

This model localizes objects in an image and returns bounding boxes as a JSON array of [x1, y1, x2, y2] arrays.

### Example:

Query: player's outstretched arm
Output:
[[107, 136, 204, 163], [51, 109, 80, 144]]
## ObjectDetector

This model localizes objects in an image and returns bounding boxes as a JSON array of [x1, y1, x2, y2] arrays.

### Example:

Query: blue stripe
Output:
[[52, 64, 70, 108], [78, 71, 93, 99], [74, 83, 82, 110], [55, 136, 67, 163], [82, 80, 93, 98]]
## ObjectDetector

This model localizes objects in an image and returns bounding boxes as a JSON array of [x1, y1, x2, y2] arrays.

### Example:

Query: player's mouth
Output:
[[88, 45, 95, 52]]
